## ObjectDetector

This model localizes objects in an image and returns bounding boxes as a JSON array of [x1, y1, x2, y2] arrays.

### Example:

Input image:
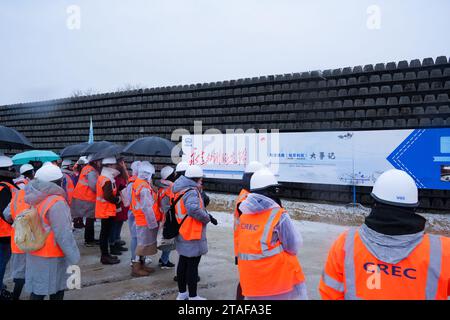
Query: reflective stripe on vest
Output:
[[321, 270, 344, 293], [238, 207, 284, 261], [425, 234, 442, 300], [343, 229, 443, 300], [72, 165, 96, 202]]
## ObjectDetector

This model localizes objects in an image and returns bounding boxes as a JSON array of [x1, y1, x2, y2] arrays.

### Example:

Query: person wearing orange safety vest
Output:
[[3, 186, 31, 299], [13, 164, 34, 190], [95, 157, 122, 265], [0, 155, 19, 300], [173, 165, 217, 301], [126, 160, 141, 272], [320, 169, 450, 300], [61, 159, 76, 206], [233, 161, 264, 300], [23, 164, 80, 300], [71, 155, 100, 245], [236, 168, 307, 300], [156, 165, 177, 269], [130, 163, 159, 276]]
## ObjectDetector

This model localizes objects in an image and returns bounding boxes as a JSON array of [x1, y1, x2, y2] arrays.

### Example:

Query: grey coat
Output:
[[23, 179, 80, 295], [172, 175, 211, 258], [70, 169, 98, 218], [3, 202, 26, 279]]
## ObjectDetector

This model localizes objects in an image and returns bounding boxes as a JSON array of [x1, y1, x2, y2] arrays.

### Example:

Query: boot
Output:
[[140, 261, 155, 274], [131, 262, 151, 277], [109, 245, 123, 255], [101, 254, 120, 265]]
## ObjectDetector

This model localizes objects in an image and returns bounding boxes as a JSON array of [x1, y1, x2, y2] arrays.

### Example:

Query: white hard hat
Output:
[[102, 157, 117, 165], [42, 161, 53, 167], [35, 165, 63, 182], [86, 154, 94, 162], [77, 156, 88, 165], [371, 169, 419, 207], [140, 161, 155, 174], [185, 165, 204, 178], [245, 161, 264, 173], [176, 161, 189, 173], [61, 159, 73, 167], [250, 168, 279, 191], [0, 155, 13, 168], [130, 161, 141, 173], [160, 166, 175, 180], [138, 164, 154, 177], [20, 164, 34, 174]]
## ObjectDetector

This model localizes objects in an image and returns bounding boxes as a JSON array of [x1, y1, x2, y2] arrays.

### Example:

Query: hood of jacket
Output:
[[101, 167, 120, 180], [358, 223, 424, 264], [24, 178, 66, 206], [172, 175, 199, 193], [239, 193, 280, 215]]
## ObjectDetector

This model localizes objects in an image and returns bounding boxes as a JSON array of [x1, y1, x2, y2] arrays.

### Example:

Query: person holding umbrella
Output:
[[71, 155, 100, 245], [0, 155, 18, 300]]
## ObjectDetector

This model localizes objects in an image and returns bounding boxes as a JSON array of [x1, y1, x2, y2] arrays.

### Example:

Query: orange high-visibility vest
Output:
[[319, 228, 450, 300], [10, 189, 31, 254], [156, 181, 174, 221], [128, 176, 136, 184], [0, 181, 17, 237], [62, 173, 75, 205], [233, 189, 250, 258], [237, 207, 305, 297], [130, 178, 161, 227], [95, 175, 117, 219], [30, 195, 65, 258], [72, 165, 97, 202], [174, 188, 204, 241]]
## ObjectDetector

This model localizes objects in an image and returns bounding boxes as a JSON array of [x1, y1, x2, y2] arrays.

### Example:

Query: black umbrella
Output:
[[90, 145, 124, 161], [0, 125, 33, 150], [122, 136, 178, 157], [59, 142, 90, 158], [81, 141, 117, 155]]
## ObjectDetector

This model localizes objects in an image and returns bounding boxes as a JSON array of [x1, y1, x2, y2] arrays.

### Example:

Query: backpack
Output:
[[162, 188, 193, 240], [13, 206, 50, 252]]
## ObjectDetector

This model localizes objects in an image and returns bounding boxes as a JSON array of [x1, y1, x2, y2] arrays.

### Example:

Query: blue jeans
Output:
[[0, 241, 12, 289], [109, 220, 124, 245], [160, 250, 171, 264]]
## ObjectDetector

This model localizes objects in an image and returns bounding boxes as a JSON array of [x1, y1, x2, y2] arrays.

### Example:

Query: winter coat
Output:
[[172, 175, 211, 258], [0, 174, 18, 243], [238, 193, 308, 300], [114, 176, 128, 222], [23, 179, 80, 295]]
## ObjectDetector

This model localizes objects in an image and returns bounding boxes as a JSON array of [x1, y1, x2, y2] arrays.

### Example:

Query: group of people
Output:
[[0, 152, 449, 300], [232, 162, 450, 300]]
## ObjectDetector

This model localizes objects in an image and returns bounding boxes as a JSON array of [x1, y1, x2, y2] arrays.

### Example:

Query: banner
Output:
[[181, 128, 450, 190]]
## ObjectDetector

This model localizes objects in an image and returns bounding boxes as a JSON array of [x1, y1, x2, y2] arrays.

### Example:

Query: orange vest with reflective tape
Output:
[[95, 175, 117, 219], [174, 188, 204, 241], [319, 228, 450, 300], [130, 178, 161, 226], [10, 189, 31, 254], [62, 173, 75, 205], [72, 165, 97, 202], [30, 195, 65, 258], [237, 207, 305, 297], [234, 189, 250, 258], [0, 181, 17, 237]]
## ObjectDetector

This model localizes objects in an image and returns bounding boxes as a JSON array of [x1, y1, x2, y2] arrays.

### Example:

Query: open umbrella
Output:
[[81, 141, 117, 155], [12, 150, 60, 165], [60, 142, 90, 158], [0, 125, 33, 150], [90, 145, 124, 161], [122, 136, 178, 157]]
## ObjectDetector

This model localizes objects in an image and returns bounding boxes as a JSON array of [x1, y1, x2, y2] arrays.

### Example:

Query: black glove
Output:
[[209, 214, 218, 225]]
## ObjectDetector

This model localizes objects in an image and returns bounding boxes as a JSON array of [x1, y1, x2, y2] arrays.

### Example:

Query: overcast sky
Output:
[[0, 0, 449, 106]]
